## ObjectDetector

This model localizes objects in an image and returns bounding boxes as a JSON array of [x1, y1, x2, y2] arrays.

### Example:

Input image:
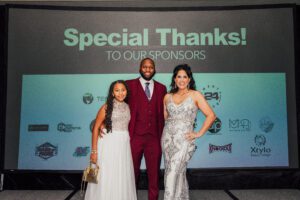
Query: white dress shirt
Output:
[[139, 77, 154, 99]]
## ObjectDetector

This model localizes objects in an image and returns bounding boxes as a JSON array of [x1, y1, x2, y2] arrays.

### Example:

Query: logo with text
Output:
[[83, 93, 94, 104], [229, 119, 251, 132], [57, 122, 81, 132], [73, 146, 90, 157], [28, 124, 49, 132], [83, 93, 107, 104], [209, 143, 232, 154], [208, 117, 222, 134], [251, 135, 271, 157], [35, 142, 58, 160], [201, 85, 221, 108]]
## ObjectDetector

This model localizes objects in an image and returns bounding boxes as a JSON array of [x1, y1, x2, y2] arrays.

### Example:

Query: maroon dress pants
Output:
[[130, 135, 162, 200]]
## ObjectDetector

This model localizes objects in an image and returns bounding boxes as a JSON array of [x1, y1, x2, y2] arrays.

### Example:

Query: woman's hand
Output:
[[185, 132, 199, 141], [90, 152, 98, 164]]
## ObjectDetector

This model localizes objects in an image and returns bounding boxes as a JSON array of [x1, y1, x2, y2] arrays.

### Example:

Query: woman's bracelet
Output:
[[91, 149, 98, 154]]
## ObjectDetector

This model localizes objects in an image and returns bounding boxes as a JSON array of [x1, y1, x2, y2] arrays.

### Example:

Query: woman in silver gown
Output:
[[161, 64, 216, 200]]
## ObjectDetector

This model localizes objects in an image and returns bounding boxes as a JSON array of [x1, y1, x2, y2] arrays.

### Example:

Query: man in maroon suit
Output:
[[126, 58, 167, 200]]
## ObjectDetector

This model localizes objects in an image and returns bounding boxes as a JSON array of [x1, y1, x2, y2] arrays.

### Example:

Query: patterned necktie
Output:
[[145, 82, 151, 100]]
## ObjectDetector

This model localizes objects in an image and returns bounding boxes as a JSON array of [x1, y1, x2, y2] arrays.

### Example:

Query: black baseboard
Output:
[[2, 169, 300, 190]]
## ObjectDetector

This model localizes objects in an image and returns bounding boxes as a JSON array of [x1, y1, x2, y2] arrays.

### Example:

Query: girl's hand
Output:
[[90, 152, 98, 164]]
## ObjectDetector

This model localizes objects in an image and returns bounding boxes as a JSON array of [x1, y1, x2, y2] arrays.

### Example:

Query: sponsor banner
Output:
[[18, 73, 288, 169]]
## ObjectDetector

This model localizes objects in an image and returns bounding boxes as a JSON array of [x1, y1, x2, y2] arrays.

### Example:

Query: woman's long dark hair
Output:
[[170, 64, 196, 93], [104, 80, 129, 133]]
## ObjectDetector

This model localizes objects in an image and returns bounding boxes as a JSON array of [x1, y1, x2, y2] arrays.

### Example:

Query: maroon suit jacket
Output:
[[126, 78, 167, 139]]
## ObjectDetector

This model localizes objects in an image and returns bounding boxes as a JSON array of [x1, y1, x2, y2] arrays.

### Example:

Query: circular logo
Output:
[[83, 93, 94, 104], [208, 117, 222, 133], [255, 135, 266, 146], [57, 122, 66, 132], [259, 117, 274, 133], [201, 85, 221, 108], [90, 119, 96, 132]]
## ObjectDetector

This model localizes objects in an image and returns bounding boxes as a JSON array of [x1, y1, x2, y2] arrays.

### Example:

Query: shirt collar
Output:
[[139, 77, 154, 85]]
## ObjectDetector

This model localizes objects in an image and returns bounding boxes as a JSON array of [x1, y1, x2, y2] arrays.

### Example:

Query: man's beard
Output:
[[139, 70, 156, 81]]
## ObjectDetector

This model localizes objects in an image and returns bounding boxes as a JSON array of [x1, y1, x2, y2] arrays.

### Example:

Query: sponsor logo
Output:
[[254, 135, 266, 146], [259, 117, 274, 133], [28, 124, 49, 132], [83, 93, 107, 104], [57, 122, 81, 132], [73, 146, 90, 157], [201, 85, 221, 108], [209, 143, 232, 154], [83, 93, 94, 104], [35, 142, 58, 160], [250, 135, 271, 157], [229, 119, 251, 132], [208, 117, 222, 134], [96, 96, 107, 102]]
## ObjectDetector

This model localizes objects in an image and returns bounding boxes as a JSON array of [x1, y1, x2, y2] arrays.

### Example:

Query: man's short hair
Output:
[[140, 57, 155, 68]]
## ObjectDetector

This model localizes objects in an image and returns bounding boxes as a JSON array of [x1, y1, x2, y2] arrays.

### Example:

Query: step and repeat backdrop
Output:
[[4, 5, 298, 170]]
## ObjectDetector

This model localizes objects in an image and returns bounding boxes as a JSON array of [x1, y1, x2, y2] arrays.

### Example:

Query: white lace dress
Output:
[[85, 100, 137, 200]]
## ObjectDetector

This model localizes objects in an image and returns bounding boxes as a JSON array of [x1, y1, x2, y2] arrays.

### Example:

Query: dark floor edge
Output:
[[224, 190, 239, 200], [65, 189, 79, 200]]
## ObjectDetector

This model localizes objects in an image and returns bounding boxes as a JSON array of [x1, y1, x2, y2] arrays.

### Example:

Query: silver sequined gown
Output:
[[161, 95, 198, 200]]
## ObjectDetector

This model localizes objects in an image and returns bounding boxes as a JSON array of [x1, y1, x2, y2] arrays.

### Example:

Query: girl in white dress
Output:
[[85, 80, 137, 200]]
